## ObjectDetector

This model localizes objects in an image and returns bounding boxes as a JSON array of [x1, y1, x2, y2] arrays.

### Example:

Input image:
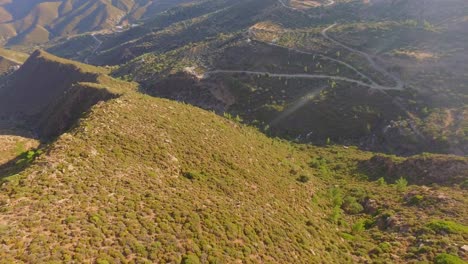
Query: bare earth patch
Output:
[[393, 50, 438, 61], [0, 132, 39, 165], [289, 0, 322, 9]]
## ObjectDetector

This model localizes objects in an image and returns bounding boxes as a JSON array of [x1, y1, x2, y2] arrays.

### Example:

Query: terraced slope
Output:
[[0, 52, 467, 263]]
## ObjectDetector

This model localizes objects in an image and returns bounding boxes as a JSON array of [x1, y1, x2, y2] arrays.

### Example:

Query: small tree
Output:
[[395, 177, 408, 192]]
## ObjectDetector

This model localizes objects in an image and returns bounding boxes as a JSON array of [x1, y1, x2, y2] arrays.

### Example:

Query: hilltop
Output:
[[0, 51, 467, 263]]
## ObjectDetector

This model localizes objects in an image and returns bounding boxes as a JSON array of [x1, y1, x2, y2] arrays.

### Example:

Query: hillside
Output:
[[0, 47, 28, 75], [0, 50, 134, 136], [0, 0, 198, 47], [0, 49, 133, 177], [0, 51, 467, 263], [49, 0, 466, 156]]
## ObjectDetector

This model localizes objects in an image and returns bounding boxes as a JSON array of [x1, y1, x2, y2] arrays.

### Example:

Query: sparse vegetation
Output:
[[0, 1, 467, 263]]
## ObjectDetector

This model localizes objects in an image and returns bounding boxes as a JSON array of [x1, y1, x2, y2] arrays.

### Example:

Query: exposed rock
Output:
[[461, 245, 468, 252], [363, 198, 378, 215]]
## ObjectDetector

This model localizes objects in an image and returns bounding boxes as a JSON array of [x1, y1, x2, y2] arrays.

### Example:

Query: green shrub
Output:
[[376, 177, 386, 186], [427, 220, 468, 234], [378, 242, 391, 253], [408, 195, 424, 205], [330, 206, 342, 224], [460, 180, 468, 190], [181, 254, 200, 264], [395, 177, 408, 192], [182, 171, 205, 181], [341, 196, 364, 214], [340, 232, 355, 241], [351, 220, 366, 234], [296, 175, 310, 183], [330, 188, 343, 207], [64, 216, 78, 224], [96, 259, 110, 264], [434, 253, 465, 264]]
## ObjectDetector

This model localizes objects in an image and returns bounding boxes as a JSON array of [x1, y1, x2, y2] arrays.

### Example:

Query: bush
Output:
[[460, 180, 468, 190], [376, 177, 386, 186], [378, 242, 391, 253], [341, 196, 363, 214], [434, 253, 465, 264], [181, 254, 200, 264], [296, 175, 310, 183], [96, 259, 110, 264], [351, 220, 366, 234], [395, 177, 408, 192], [408, 194, 424, 205], [182, 171, 205, 181], [427, 220, 468, 234], [330, 188, 343, 207], [329, 206, 342, 224]]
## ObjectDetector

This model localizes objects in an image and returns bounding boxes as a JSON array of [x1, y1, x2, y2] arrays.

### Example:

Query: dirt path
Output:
[[84, 34, 103, 63], [204, 70, 400, 90], [321, 24, 404, 90], [277, 0, 335, 10], [253, 38, 378, 86]]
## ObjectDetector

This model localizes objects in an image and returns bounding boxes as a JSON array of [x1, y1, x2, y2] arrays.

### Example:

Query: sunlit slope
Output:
[[0, 0, 197, 46], [0, 47, 28, 74], [0, 52, 466, 263], [91, 0, 468, 156], [0, 92, 359, 263]]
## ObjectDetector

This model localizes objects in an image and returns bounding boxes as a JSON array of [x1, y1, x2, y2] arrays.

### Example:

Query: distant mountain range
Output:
[[0, 0, 196, 46]]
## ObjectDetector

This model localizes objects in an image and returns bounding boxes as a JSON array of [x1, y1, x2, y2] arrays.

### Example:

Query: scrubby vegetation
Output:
[[0, 0, 467, 263], [0, 53, 466, 262]]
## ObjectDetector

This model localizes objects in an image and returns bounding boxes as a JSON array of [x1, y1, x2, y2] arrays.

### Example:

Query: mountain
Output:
[[0, 51, 467, 263], [0, 1, 467, 263], [46, 0, 467, 156], [0, 0, 198, 46]]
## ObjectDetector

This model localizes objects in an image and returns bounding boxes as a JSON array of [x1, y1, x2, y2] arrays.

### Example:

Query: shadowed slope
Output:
[[0, 50, 133, 139]]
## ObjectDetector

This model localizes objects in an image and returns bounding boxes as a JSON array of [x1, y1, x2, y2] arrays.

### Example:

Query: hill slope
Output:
[[0, 49, 134, 139], [0, 52, 467, 263], [0, 47, 28, 75], [0, 0, 198, 46], [54, 0, 466, 156]]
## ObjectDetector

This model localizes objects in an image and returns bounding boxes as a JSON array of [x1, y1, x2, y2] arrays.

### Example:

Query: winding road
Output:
[[201, 1, 404, 92], [251, 35, 378, 86], [204, 25, 404, 91], [204, 70, 398, 90], [321, 24, 404, 90]]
